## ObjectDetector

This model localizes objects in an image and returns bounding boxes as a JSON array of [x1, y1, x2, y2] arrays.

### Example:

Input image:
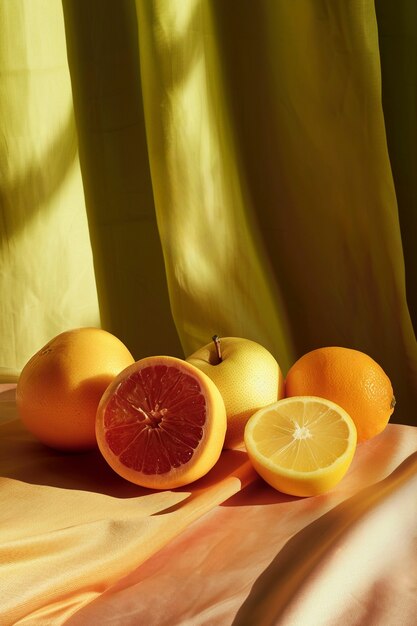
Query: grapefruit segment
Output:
[[96, 356, 227, 489]]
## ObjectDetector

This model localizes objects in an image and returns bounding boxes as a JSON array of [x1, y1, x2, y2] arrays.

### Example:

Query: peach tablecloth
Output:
[[1, 384, 417, 625]]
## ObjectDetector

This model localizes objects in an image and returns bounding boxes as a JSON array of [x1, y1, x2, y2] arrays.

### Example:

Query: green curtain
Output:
[[0, 0, 416, 427]]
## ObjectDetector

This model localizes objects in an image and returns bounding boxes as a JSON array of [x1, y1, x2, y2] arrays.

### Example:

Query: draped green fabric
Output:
[[0, 0, 416, 427]]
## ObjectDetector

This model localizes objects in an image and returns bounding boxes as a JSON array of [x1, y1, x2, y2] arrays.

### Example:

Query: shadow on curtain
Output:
[[1, 1, 416, 426]]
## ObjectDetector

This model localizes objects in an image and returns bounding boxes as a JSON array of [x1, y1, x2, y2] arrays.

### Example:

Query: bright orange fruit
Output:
[[96, 356, 227, 489], [285, 346, 395, 442], [16, 327, 135, 451]]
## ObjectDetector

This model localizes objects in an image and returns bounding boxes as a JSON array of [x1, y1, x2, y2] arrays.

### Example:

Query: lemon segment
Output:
[[244, 396, 357, 497]]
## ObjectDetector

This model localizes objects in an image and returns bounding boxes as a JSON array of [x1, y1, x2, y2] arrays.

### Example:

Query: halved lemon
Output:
[[244, 396, 357, 497]]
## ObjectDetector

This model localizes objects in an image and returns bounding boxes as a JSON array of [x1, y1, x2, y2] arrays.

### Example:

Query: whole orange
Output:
[[16, 327, 135, 451], [285, 347, 395, 442]]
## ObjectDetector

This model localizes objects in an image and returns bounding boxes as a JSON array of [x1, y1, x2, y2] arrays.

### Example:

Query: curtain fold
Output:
[[0, 0, 99, 379], [61, 0, 183, 361], [0, 0, 416, 426], [136, 0, 294, 368], [375, 0, 417, 332]]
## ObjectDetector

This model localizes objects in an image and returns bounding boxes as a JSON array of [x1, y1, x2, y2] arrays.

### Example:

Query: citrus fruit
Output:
[[285, 346, 395, 442], [16, 327, 135, 451], [244, 396, 357, 497], [187, 336, 284, 449], [95, 355, 227, 489]]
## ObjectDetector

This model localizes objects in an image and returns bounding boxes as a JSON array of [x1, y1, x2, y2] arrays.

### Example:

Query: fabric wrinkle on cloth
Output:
[[1, 1, 417, 431], [1, 385, 416, 625]]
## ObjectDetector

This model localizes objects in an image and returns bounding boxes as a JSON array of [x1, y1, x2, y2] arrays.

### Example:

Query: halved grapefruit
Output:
[[96, 356, 227, 489]]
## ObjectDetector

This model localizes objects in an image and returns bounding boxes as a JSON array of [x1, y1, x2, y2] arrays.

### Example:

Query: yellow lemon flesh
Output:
[[244, 396, 357, 497]]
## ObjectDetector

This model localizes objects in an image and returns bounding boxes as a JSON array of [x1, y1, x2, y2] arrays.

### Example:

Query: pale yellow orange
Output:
[[187, 336, 284, 449]]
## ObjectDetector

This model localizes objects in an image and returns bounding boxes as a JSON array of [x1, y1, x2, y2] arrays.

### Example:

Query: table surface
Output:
[[1, 384, 417, 626]]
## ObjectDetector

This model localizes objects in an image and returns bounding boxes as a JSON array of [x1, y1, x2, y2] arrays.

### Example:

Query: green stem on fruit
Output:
[[212, 334, 223, 363], [390, 396, 396, 410]]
